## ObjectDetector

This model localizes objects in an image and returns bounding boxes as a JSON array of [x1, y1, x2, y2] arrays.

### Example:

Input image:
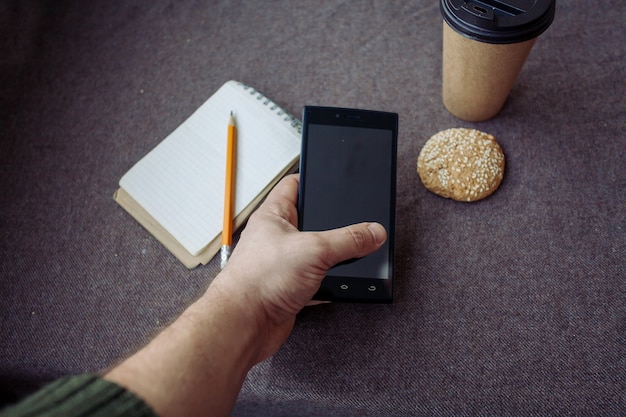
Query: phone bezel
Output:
[[298, 106, 398, 303]]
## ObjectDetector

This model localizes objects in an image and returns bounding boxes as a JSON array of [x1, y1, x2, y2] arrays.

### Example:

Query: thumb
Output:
[[316, 222, 387, 268]]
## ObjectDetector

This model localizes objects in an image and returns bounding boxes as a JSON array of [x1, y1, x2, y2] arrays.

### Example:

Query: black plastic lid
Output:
[[440, 0, 555, 44]]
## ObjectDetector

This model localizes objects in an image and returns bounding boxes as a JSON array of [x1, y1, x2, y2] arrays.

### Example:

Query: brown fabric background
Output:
[[1, 0, 624, 414]]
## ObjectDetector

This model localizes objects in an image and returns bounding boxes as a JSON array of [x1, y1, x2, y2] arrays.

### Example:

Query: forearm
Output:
[[6, 174, 387, 417], [105, 280, 260, 417]]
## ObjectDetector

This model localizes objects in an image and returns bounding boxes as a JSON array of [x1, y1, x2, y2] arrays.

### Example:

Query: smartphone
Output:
[[297, 106, 398, 303]]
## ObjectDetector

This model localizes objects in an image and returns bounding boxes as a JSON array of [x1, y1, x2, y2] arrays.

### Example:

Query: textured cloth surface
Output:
[[1, 0, 624, 415]]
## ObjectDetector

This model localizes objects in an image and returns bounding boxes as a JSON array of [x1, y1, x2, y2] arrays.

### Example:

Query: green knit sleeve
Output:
[[1, 374, 158, 417]]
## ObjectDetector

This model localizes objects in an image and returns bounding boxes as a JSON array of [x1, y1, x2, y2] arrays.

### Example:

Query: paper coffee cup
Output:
[[440, 0, 555, 122]]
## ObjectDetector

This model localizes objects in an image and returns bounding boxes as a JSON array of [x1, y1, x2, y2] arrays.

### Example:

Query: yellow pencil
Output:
[[220, 111, 237, 269]]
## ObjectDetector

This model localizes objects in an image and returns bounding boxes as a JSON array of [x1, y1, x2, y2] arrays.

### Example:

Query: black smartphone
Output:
[[297, 106, 398, 303]]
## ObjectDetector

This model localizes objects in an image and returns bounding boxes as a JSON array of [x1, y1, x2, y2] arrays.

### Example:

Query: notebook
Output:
[[114, 80, 302, 268]]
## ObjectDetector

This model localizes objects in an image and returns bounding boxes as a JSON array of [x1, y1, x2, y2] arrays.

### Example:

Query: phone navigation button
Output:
[[368, 285, 377, 292], [340, 284, 349, 290]]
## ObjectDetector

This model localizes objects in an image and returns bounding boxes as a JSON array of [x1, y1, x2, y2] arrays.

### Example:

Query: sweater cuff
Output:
[[2, 374, 157, 417]]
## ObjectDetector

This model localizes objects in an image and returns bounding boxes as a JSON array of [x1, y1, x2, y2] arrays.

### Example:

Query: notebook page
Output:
[[119, 81, 301, 255]]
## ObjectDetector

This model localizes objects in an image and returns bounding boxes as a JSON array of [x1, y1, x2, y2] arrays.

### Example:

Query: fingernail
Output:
[[368, 223, 387, 245]]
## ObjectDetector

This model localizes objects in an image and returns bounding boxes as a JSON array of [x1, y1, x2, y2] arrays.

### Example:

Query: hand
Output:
[[105, 174, 387, 417], [211, 174, 387, 363]]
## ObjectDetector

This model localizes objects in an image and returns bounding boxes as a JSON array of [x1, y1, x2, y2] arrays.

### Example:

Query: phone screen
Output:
[[298, 106, 397, 302]]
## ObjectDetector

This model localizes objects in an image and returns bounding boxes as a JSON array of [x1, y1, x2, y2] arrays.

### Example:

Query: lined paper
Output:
[[119, 81, 301, 255]]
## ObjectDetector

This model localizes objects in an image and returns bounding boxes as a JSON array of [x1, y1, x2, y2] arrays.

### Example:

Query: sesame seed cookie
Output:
[[417, 128, 505, 202]]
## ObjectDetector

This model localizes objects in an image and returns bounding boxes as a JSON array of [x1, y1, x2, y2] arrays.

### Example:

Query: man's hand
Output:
[[106, 174, 387, 417], [214, 174, 387, 363]]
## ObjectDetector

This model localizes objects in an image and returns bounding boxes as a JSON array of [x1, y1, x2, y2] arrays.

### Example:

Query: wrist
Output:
[[192, 281, 263, 371], [203, 269, 289, 365]]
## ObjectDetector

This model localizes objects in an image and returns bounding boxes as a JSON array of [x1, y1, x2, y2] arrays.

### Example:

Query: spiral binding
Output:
[[238, 82, 302, 134]]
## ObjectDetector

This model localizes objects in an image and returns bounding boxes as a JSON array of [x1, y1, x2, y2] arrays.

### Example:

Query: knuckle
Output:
[[307, 233, 336, 265], [347, 226, 368, 251]]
